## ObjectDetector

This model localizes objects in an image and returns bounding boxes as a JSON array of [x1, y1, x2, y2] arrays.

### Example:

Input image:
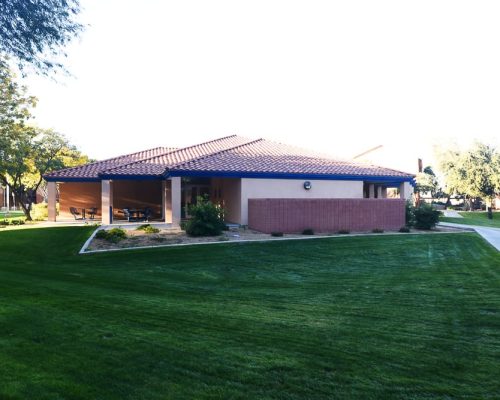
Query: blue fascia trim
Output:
[[45, 171, 416, 185], [98, 174, 163, 181], [165, 169, 415, 183], [43, 176, 101, 183], [44, 174, 163, 182]]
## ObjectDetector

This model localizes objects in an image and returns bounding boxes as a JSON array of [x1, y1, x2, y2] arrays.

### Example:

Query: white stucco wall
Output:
[[239, 178, 364, 225], [401, 182, 414, 201]]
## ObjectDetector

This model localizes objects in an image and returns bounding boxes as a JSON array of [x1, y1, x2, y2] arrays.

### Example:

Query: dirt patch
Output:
[[85, 225, 466, 252]]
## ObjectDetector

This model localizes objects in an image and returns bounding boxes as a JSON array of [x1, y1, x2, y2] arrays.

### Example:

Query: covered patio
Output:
[[47, 177, 183, 225]]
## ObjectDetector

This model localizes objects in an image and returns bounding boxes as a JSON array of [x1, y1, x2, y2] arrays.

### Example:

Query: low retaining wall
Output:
[[248, 198, 406, 233]]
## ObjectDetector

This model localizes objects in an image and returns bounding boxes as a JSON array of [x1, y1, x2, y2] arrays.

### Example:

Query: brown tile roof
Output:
[[43, 146, 176, 180], [44, 135, 414, 182]]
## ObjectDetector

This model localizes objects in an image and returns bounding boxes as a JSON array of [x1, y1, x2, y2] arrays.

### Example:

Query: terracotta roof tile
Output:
[[43, 147, 176, 180], [44, 135, 414, 181], [171, 139, 414, 178]]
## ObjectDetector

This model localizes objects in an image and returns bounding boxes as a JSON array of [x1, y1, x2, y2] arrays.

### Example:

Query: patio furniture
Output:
[[87, 207, 97, 220], [122, 208, 133, 222], [142, 207, 152, 222], [70, 207, 84, 220]]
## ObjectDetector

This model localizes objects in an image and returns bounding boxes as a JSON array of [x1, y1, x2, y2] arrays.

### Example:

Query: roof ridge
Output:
[[44, 146, 175, 177], [100, 134, 240, 175], [168, 138, 264, 170]]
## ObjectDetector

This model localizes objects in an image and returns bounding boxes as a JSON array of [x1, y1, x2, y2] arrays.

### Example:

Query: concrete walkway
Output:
[[442, 210, 463, 218], [438, 222, 500, 251]]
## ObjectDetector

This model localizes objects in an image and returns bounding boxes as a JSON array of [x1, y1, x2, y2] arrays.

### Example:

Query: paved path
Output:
[[439, 222, 500, 251], [442, 210, 463, 218]]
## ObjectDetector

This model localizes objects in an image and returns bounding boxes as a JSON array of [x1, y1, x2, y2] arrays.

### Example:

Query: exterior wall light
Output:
[[303, 181, 312, 190]]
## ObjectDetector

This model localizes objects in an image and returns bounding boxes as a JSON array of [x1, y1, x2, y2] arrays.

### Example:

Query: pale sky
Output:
[[22, 0, 500, 173]]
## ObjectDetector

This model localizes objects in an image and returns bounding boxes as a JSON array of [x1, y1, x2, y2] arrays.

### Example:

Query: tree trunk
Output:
[[18, 199, 32, 221], [12, 187, 33, 221], [445, 195, 451, 208]]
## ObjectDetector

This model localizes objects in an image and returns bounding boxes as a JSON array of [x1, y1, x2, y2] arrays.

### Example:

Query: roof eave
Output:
[[166, 169, 415, 183]]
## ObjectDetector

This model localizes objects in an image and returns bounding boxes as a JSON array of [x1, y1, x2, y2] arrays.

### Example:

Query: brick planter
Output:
[[248, 198, 405, 233]]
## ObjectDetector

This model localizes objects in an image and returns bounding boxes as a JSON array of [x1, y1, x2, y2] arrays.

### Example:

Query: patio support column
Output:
[[102, 180, 113, 225], [47, 182, 57, 222], [368, 184, 375, 198], [381, 187, 387, 198], [399, 182, 406, 199], [163, 179, 172, 223], [171, 177, 181, 227], [376, 186, 382, 199], [161, 180, 166, 220]]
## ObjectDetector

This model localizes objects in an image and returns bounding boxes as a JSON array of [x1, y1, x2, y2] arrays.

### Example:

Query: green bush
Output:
[[302, 228, 314, 235], [136, 224, 160, 234], [399, 226, 411, 233], [30, 202, 59, 221], [95, 228, 127, 243], [405, 201, 415, 227], [414, 203, 440, 230], [338, 229, 350, 234], [185, 196, 226, 237], [32, 202, 48, 221], [271, 231, 284, 237], [372, 228, 384, 233]]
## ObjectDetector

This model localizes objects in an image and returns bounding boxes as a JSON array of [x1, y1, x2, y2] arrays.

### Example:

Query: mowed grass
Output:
[[441, 211, 500, 228], [0, 228, 499, 399], [0, 210, 25, 222]]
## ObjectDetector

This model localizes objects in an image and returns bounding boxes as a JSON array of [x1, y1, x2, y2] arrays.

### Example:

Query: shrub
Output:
[[338, 229, 350, 234], [136, 224, 160, 234], [0, 218, 25, 226], [271, 231, 284, 237], [185, 196, 226, 237], [95, 228, 127, 243], [372, 228, 384, 233], [399, 226, 410, 233], [302, 228, 314, 235], [32, 202, 48, 221], [30, 202, 59, 221], [414, 203, 440, 230], [405, 201, 415, 227]]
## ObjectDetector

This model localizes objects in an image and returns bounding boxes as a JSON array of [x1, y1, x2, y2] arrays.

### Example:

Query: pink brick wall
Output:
[[248, 198, 406, 233]]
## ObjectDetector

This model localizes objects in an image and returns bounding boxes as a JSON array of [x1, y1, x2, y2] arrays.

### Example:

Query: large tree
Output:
[[0, 61, 89, 220], [1, 127, 89, 220], [437, 142, 500, 209], [0, 0, 83, 73]]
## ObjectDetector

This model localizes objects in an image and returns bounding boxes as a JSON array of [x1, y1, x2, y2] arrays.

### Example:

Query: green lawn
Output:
[[0, 210, 25, 218], [441, 211, 500, 228], [0, 227, 499, 399]]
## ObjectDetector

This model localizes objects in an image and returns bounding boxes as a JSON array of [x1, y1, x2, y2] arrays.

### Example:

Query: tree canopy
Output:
[[0, 0, 83, 73], [0, 62, 89, 220], [415, 166, 439, 198], [437, 142, 500, 206]]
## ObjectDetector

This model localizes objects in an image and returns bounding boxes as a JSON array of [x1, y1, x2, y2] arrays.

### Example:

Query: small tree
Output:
[[185, 196, 226, 237]]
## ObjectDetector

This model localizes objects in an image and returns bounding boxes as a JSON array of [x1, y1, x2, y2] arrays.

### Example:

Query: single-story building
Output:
[[43, 135, 415, 232]]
